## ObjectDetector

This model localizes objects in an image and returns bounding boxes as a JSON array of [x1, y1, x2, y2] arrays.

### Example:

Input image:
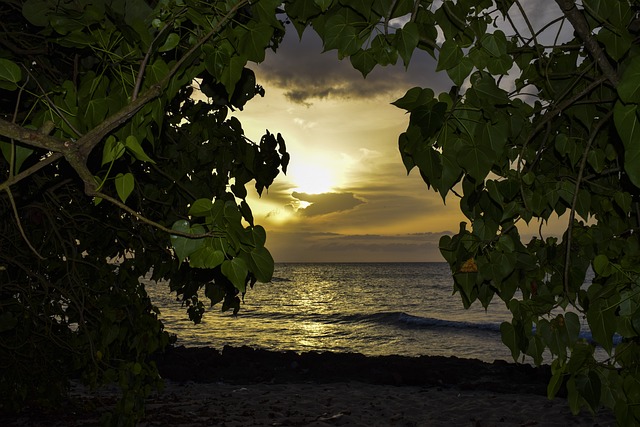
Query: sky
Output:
[[232, 4, 565, 263]]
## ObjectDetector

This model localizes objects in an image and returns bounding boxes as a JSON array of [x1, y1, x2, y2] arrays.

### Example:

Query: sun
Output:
[[289, 163, 336, 194]]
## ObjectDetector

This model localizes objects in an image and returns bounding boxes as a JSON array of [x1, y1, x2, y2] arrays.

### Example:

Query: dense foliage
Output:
[[283, 0, 640, 424], [2, 0, 640, 425], [0, 0, 287, 423]]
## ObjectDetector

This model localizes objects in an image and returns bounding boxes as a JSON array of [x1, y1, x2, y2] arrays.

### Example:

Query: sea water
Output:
[[143, 262, 601, 364]]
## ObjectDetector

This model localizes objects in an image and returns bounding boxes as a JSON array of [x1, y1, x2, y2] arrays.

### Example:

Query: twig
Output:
[[0, 152, 63, 193], [514, 0, 544, 59], [93, 190, 224, 239], [563, 110, 613, 296], [22, 65, 83, 138], [4, 188, 45, 259], [131, 10, 184, 101], [554, 0, 619, 86]]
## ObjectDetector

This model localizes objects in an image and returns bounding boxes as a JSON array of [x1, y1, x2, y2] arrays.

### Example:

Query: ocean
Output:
[[143, 262, 601, 364]]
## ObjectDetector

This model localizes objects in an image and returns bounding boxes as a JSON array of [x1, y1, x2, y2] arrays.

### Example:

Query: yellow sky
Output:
[[227, 31, 468, 262], [228, 18, 567, 262]]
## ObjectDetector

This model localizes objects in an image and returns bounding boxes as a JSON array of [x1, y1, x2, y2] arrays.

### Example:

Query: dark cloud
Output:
[[253, 27, 451, 104], [292, 191, 365, 216]]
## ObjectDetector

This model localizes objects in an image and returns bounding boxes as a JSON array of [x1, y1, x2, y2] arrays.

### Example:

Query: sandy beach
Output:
[[2, 346, 616, 426]]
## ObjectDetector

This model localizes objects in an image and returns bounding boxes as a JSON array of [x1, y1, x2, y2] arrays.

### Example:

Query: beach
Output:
[[2, 346, 616, 426]]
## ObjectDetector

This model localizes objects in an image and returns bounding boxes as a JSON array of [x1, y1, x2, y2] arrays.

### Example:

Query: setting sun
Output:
[[288, 162, 336, 195]]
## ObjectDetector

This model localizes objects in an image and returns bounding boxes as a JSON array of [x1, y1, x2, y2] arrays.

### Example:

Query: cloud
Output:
[[292, 191, 365, 216], [253, 27, 452, 104]]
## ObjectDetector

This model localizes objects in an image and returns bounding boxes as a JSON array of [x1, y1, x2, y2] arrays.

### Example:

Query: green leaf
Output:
[[220, 55, 246, 98], [189, 247, 225, 269], [204, 44, 231, 80], [460, 140, 493, 181], [395, 22, 419, 67], [371, 34, 397, 66], [239, 23, 273, 63], [564, 312, 581, 344], [244, 246, 274, 282], [587, 299, 618, 354], [221, 258, 249, 292], [593, 254, 612, 277], [486, 54, 513, 75], [114, 172, 135, 203], [350, 48, 377, 77], [587, 149, 606, 173], [250, 225, 267, 248], [410, 101, 447, 138], [145, 58, 169, 86], [189, 198, 215, 217], [437, 40, 463, 72], [170, 220, 205, 263], [285, 1, 322, 36], [124, 135, 155, 163], [548, 368, 565, 399], [85, 97, 109, 128], [618, 56, 640, 103], [22, 0, 51, 26], [575, 372, 602, 413], [101, 136, 126, 166], [314, 0, 333, 11], [0, 141, 34, 174], [454, 272, 477, 308], [614, 191, 632, 212], [0, 59, 22, 86], [446, 57, 473, 86], [323, 13, 360, 57], [613, 101, 640, 188], [598, 27, 632, 61], [480, 30, 507, 57], [392, 87, 434, 111], [158, 33, 180, 52], [500, 321, 520, 361], [472, 74, 509, 105]]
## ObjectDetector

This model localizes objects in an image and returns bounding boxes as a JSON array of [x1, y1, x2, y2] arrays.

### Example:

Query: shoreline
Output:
[[2, 346, 616, 426]]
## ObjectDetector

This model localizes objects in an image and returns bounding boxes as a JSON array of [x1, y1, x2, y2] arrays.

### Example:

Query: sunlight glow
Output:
[[289, 162, 336, 194]]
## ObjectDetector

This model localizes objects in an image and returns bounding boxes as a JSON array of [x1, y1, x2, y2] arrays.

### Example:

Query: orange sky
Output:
[[231, 7, 567, 262]]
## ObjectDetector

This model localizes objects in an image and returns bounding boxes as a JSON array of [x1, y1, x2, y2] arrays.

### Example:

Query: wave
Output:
[[324, 311, 501, 332], [269, 276, 292, 283], [397, 312, 502, 332], [397, 313, 623, 347]]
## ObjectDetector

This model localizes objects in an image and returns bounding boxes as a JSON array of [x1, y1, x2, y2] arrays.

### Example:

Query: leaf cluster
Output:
[[288, 0, 640, 424], [0, 0, 288, 423]]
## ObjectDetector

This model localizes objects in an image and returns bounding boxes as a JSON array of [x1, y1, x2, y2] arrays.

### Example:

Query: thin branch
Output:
[[521, 75, 609, 168], [0, 152, 63, 193], [563, 110, 614, 296], [131, 10, 183, 101], [5, 188, 45, 259], [514, 0, 544, 57], [384, 0, 399, 35], [410, 0, 420, 23], [75, 0, 251, 158], [94, 190, 224, 239], [22, 66, 83, 138], [554, 0, 620, 86]]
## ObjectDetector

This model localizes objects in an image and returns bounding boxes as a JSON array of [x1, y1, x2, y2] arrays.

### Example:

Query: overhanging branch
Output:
[[555, 0, 620, 86]]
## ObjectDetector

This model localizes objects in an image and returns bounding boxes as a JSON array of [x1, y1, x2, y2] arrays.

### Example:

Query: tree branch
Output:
[[93, 190, 225, 240], [554, 0, 619, 86], [0, 118, 67, 151], [0, 152, 63, 193]]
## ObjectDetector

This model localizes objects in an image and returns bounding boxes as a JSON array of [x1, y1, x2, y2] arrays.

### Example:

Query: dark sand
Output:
[[2, 346, 616, 426]]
